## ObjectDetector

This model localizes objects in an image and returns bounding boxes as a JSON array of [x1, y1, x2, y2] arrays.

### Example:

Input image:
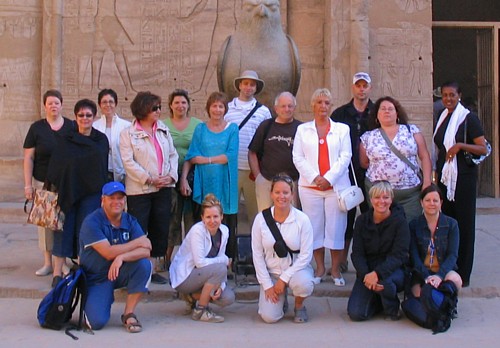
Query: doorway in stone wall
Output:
[[432, 24, 499, 197]]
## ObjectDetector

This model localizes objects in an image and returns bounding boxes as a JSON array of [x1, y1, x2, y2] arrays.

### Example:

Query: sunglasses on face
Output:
[[151, 105, 162, 112], [76, 113, 94, 118]]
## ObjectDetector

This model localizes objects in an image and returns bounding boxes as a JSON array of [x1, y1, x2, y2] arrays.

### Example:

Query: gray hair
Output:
[[274, 91, 297, 106]]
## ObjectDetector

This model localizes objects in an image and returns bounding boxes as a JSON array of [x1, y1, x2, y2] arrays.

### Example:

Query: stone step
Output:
[[0, 202, 27, 224], [0, 157, 24, 202]]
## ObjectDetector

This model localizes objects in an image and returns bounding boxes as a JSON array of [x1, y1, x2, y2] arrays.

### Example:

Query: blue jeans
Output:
[[127, 188, 171, 257], [53, 194, 101, 258], [347, 268, 405, 321], [84, 258, 152, 330]]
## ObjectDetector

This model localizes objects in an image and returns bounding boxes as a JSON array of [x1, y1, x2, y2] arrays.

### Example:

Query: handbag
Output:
[[463, 118, 491, 166], [24, 186, 65, 231], [337, 162, 365, 212]]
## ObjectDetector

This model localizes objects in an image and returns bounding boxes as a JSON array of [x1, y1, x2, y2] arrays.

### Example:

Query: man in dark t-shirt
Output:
[[248, 91, 302, 211], [331, 72, 373, 273]]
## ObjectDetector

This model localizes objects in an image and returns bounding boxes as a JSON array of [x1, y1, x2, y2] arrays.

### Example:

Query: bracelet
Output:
[[24, 186, 32, 189], [208, 157, 211, 164]]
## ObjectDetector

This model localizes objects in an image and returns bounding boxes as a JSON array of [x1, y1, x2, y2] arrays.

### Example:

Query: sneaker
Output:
[[294, 306, 309, 323], [151, 273, 168, 284], [192, 306, 224, 323]]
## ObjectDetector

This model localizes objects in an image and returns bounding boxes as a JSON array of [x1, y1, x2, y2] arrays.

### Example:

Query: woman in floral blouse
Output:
[[359, 96, 432, 222]]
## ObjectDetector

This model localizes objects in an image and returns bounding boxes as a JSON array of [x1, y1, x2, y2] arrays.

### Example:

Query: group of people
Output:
[[23, 69, 488, 332]]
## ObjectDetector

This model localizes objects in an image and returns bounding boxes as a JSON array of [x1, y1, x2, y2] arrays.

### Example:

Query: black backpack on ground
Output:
[[37, 267, 89, 340], [402, 280, 458, 334]]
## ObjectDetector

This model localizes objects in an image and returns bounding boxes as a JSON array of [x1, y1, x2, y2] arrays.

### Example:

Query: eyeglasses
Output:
[[271, 174, 293, 184], [151, 105, 162, 112], [379, 107, 396, 112], [100, 100, 115, 105], [76, 113, 94, 118]]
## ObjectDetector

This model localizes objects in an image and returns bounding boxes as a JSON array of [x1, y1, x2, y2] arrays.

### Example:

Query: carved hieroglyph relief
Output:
[[59, 0, 228, 117], [371, 27, 431, 99], [395, 0, 430, 14]]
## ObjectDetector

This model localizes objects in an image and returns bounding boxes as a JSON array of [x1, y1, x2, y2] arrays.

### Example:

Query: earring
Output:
[[397, 117, 400, 123]]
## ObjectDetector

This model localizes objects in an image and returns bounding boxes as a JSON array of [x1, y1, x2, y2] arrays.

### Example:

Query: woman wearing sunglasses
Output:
[[120, 91, 179, 284], [46, 99, 109, 288]]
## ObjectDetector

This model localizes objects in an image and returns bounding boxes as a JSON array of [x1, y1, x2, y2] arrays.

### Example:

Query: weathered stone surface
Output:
[[0, 0, 434, 196]]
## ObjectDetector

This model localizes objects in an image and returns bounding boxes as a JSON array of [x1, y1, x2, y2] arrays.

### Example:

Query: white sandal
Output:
[[332, 275, 345, 287]]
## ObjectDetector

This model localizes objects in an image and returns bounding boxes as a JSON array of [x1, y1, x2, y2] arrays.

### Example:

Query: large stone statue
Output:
[[217, 0, 301, 110]]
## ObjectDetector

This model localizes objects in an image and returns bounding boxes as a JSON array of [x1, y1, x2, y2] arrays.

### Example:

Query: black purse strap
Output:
[[262, 207, 285, 244], [379, 126, 420, 174], [262, 208, 299, 255], [238, 102, 262, 130]]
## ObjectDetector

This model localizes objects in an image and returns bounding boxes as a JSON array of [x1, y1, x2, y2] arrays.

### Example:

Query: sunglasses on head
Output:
[[272, 174, 293, 184], [151, 105, 162, 112]]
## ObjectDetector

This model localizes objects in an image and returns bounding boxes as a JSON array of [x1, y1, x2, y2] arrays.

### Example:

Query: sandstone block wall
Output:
[[0, 0, 433, 200]]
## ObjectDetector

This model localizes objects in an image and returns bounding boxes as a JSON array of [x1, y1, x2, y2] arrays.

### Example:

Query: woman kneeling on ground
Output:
[[251, 173, 315, 323], [348, 180, 410, 321], [169, 194, 235, 323], [408, 184, 462, 297]]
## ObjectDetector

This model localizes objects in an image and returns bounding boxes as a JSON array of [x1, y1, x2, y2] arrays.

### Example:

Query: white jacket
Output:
[[93, 114, 131, 182], [251, 207, 313, 290], [292, 119, 352, 191], [169, 221, 229, 289], [120, 120, 178, 195]]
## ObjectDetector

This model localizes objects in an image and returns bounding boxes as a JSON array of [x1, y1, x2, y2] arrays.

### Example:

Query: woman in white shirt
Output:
[[93, 89, 131, 182], [293, 88, 352, 287], [169, 194, 235, 323], [251, 174, 314, 323]]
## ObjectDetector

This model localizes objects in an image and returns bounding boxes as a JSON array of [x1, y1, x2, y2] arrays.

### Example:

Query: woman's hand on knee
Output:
[[265, 287, 279, 304], [425, 275, 442, 288]]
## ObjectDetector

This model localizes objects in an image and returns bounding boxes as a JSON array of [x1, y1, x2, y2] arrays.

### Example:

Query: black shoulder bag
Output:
[[262, 208, 299, 258], [238, 102, 262, 130]]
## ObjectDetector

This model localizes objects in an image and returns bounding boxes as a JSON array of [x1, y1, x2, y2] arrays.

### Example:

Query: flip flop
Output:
[[121, 313, 142, 333]]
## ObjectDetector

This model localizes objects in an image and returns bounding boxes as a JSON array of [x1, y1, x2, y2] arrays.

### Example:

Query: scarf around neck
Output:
[[432, 102, 469, 201]]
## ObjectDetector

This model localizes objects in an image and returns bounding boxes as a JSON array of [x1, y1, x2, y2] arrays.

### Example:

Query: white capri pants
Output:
[[299, 186, 347, 250], [258, 266, 315, 323]]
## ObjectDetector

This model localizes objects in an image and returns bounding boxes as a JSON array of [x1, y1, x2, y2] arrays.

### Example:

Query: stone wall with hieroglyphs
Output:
[[0, 0, 433, 195]]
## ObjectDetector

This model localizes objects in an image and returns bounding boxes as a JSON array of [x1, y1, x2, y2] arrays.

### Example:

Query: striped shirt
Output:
[[224, 98, 271, 170]]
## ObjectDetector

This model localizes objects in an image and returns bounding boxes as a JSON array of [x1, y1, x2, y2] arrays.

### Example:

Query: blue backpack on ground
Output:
[[37, 267, 88, 339], [402, 280, 458, 334]]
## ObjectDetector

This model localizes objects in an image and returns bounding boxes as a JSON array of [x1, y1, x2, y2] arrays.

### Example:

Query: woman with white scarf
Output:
[[433, 81, 487, 287]]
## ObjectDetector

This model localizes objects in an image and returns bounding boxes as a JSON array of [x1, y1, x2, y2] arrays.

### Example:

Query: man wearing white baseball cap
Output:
[[225, 70, 272, 228], [331, 72, 374, 273]]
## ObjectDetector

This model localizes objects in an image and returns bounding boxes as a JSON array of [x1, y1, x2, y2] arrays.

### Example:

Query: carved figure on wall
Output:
[[91, 0, 136, 94], [217, 0, 301, 109]]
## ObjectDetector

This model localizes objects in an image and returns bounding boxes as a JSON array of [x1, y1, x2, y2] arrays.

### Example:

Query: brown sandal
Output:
[[121, 313, 142, 333]]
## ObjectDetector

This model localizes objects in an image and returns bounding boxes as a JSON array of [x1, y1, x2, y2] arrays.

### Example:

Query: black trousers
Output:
[[127, 188, 172, 258], [438, 172, 477, 285]]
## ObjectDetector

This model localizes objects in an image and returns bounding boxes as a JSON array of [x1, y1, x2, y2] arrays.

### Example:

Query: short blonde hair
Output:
[[310, 88, 332, 107], [368, 180, 394, 199]]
